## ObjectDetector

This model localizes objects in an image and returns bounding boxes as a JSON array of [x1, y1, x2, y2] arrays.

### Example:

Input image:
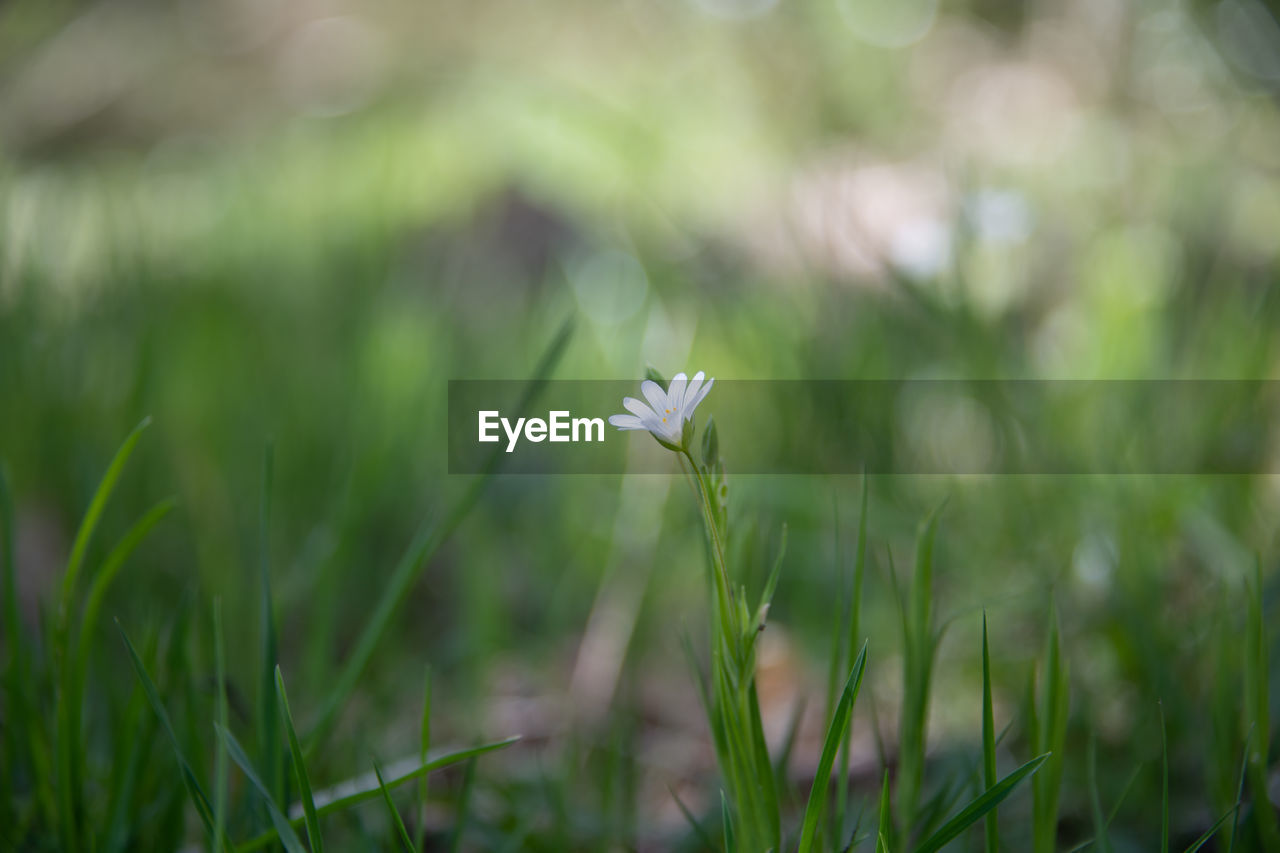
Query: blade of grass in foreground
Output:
[[836, 476, 869, 848], [374, 760, 417, 853], [449, 757, 477, 853], [217, 723, 307, 853], [1032, 607, 1068, 853], [60, 417, 151, 611], [304, 318, 572, 751], [1161, 704, 1169, 853], [721, 790, 735, 853], [670, 785, 717, 851], [797, 641, 869, 853], [982, 613, 998, 853], [74, 499, 176, 708], [1181, 740, 1247, 853], [237, 736, 521, 852], [1087, 733, 1113, 853], [0, 462, 26, 824], [1244, 558, 1279, 849], [897, 505, 943, 839], [214, 600, 229, 853], [276, 665, 322, 853], [417, 667, 432, 852], [56, 418, 152, 850], [878, 769, 893, 853], [117, 622, 221, 847], [913, 752, 1049, 853], [256, 444, 284, 808]]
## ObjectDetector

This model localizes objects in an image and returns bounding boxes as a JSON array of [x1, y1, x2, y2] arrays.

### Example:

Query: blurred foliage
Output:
[[3, 0, 1280, 849]]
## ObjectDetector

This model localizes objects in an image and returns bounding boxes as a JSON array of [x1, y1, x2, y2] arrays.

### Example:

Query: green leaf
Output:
[[257, 444, 283, 806], [670, 785, 717, 851], [75, 499, 176, 717], [117, 622, 221, 847], [276, 666, 323, 853], [798, 642, 868, 853], [721, 790, 735, 853], [644, 365, 667, 385], [217, 723, 307, 853], [1161, 704, 1169, 853], [1, 462, 30, 824], [237, 737, 520, 852], [1087, 733, 1113, 853], [915, 753, 1049, 853], [374, 759, 417, 853], [61, 417, 151, 609], [1181, 807, 1235, 853], [878, 769, 893, 852], [214, 600, 229, 853], [756, 524, 787, 630], [56, 418, 152, 849], [450, 757, 477, 853], [417, 667, 432, 852], [982, 613, 998, 853]]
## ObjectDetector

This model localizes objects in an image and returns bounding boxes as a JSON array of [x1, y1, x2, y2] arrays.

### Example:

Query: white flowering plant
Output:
[[611, 369, 868, 852]]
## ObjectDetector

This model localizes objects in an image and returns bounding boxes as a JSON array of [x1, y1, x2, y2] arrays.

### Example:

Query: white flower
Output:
[[608, 371, 715, 449]]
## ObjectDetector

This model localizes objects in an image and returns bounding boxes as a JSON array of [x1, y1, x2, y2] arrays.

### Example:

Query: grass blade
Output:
[[755, 523, 787, 628], [117, 621, 220, 845], [214, 600, 229, 853], [913, 752, 1049, 853], [55, 418, 152, 849], [217, 723, 307, 853], [374, 759, 417, 853], [61, 417, 151, 608], [1087, 733, 1113, 853], [1244, 558, 1279, 848], [257, 444, 283, 806], [417, 667, 432, 852], [898, 506, 942, 838], [74, 498, 176, 712], [721, 790, 736, 853], [450, 757, 477, 853], [237, 737, 521, 851], [982, 613, 998, 853], [1032, 607, 1068, 853], [0, 462, 27, 829], [1181, 807, 1235, 853], [1161, 703, 1169, 853], [878, 769, 893, 852], [1228, 724, 1252, 853], [798, 641, 869, 853], [276, 665, 323, 852], [670, 786, 717, 851], [837, 476, 870, 845]]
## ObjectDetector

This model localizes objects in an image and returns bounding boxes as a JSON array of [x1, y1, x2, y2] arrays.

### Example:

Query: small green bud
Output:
[[701, 415, 719, 468]]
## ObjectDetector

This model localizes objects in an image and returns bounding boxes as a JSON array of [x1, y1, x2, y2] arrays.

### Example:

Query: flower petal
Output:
[[683, 371, 705, 409], [667, 373, 688, 415], [608, 414, 646, 430], [623, 396, 656, 420], [640, 379, 669, 415], [686, 377, 714, 413]]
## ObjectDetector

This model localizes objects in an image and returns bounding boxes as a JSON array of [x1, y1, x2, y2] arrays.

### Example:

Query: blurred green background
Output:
[[3, 0, 1280, 849]]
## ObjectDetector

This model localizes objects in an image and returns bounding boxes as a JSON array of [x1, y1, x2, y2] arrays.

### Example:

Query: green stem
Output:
[[680, 447, 735, 627]]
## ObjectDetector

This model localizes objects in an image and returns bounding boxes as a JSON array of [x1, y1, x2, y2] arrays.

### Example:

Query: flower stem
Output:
[[681, 448, 735, 630]]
